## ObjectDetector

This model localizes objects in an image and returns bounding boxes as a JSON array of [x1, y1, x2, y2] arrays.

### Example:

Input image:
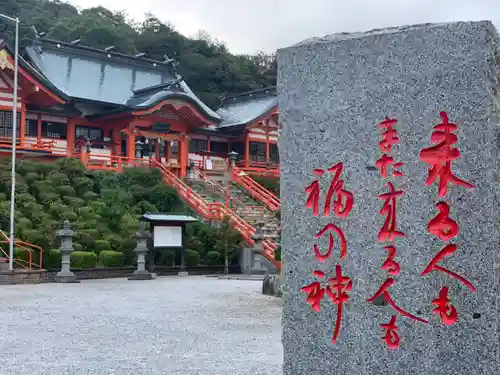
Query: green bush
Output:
[[82, 191, 98, 201], [274, 246, 281, 261], [161, 250, 176, 266], [14, 248, 34, 265], [204, 251, 220, 265], [72, 242, 83, 252], [94, 240, 111, 252], [71, 251, 97, 268], [45, 249, 62, 270], [99, 250, 123, 267], [186, 249, 200, 267], [252, 176, 280, 196]]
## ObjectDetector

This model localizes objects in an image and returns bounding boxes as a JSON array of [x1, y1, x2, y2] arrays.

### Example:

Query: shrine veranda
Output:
[[277, 21, 499, 375]]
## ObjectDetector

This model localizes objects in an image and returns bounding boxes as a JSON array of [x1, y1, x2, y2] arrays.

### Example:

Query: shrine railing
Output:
[[153, 161, 281, 271], [232, 166, 281, 211], [192, 166, 246, 207], [0, 230, 43, 270]]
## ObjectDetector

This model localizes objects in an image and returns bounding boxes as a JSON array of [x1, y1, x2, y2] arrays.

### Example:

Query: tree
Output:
[[215, 217, 243, 274], [0, 0, 277, 109]]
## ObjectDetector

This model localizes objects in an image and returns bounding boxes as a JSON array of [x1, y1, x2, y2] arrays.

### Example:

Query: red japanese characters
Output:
[[419, 111, 475, 198], [302, 161, 354, 344], [305, 163, 354, 218], [371, 118, 426, 350], [420, 112, 476, 326]]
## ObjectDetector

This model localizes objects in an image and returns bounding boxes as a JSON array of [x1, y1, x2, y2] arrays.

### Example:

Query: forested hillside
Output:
[[0, 0, 277, 108]]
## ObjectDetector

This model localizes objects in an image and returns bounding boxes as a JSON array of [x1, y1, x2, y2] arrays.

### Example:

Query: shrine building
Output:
[[0, 37, 279, 177]]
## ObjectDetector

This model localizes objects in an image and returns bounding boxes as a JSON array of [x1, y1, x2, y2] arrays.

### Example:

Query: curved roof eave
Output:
[[88, 91, 222, 123], [218, 104, 278, 130]]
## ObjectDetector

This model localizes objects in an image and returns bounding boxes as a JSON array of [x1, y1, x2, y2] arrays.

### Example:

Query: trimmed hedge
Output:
[[162, 250, 176, 266], [204, 251, 220, 265], [46, 249, 62, 270], [99, 250, 123, 267], [94, 240, 111, 253], [71, 251, 98, 268], [186, 249, 200, 267]]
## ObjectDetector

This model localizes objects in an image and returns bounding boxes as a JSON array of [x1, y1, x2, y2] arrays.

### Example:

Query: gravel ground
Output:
[[0, 276, 282, 375]]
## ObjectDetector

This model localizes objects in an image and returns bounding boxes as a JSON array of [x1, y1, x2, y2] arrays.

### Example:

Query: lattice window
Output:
[[188, 139, 208, 153], [0, 110, 20, 138]]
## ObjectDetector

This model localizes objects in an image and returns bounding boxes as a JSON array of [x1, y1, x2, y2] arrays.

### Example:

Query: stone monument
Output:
[[277, 21, 499, 374], [54, 220, 79, 283]]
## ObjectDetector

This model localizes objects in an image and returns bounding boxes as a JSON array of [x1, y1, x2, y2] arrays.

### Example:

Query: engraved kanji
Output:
[[378, 182, 405, 242], [301, 265, 353, 344], [421, 244, 476, 292], [367, 278, 429, 324], [314, 223, 347, 262], [419, 111, 475, 197], [305, 163, 354, 217], [431, 286, 458, 326]]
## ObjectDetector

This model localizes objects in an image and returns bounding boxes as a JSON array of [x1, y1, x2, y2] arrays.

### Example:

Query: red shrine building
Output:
[[0, 37, 279, 177]]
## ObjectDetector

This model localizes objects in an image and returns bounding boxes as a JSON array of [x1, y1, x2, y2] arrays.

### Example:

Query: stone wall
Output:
[[0, 265, 240, 285]]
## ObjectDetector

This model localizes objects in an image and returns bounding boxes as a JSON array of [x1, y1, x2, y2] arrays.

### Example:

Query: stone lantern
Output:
[[128, 220, 153, 280], [55, 220, 79, 283], [250, 221, 268, 275], [228, 151, 239, 167], [135, 139, 144, 158]]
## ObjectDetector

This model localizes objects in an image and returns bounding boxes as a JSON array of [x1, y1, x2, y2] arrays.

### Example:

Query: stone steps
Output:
[[185, 178, 281, 243]]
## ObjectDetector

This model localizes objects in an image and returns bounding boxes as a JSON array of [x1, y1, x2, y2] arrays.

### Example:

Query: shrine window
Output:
[[210, 141, 228, 154], [76, 126, 104, 141], [0, 110, 20, 138], [230, 142, 244, 159], [25, 119, 37, 137], [189, 139, 208, 153], [269, 144, 279, 163], [42, 121, 67, 139], [249, 141, 266, 162]]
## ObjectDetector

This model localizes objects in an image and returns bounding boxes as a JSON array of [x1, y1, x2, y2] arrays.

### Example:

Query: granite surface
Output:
[[277, 21, 499, 375], [0, 277, 282, 374]]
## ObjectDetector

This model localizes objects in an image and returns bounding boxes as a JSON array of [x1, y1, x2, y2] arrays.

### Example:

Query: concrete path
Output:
[[0, 276, 282, 375]]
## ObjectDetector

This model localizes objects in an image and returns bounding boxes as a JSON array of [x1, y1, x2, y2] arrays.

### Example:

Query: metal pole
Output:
[[8, 17, 19, 271]]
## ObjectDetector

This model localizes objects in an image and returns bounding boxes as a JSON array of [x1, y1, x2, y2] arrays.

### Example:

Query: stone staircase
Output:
[[184, 178, 281, 245]]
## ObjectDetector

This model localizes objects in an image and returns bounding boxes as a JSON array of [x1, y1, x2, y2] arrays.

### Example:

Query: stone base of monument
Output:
[[54, 272, 79, 283], [177, 271, 189, 277], [262, 274, 282, 297], [128, 271, 154, 280]]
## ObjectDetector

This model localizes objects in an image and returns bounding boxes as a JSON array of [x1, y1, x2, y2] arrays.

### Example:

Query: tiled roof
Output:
[[24, 39, 220, 121], [216, 87, 277, 129]]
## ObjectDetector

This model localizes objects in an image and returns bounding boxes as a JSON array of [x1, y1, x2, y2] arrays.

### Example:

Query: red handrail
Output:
[[193, 166, 247, 207], [152, 161, 281, 271], [232, 167, 281, 211], [0, 230, 43, 270]]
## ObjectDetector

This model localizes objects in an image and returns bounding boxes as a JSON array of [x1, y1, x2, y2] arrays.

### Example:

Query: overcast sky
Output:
[[71, 0, 499, 54]]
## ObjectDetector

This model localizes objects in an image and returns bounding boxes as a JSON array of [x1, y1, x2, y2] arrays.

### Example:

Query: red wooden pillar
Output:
[[265, 132, 270, 163], [127, 131, 135, 162], [178, 134, 188, 178], [36, 114, 42, 144], [67, 119, 75, 157], [244, 133, 250, 168], [19, 102, 26, 147]]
